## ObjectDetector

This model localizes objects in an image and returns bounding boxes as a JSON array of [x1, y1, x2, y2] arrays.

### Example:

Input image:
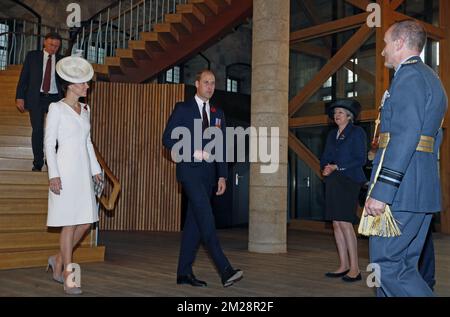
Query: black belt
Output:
[[40, 92, 59, 97]]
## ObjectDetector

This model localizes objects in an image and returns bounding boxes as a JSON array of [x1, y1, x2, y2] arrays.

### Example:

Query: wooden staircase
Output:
[[94, 0, 252, 82], [0, 66, 105, 270]]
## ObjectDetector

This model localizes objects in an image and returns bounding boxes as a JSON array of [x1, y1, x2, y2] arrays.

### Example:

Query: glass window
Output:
[[347, 58, 358, 83], [0, 23, 8, 70], [227, 77, 239, 93], [166, 66, 180, 83], [323, 77, 332, 88], [86, 46, 105, 64]]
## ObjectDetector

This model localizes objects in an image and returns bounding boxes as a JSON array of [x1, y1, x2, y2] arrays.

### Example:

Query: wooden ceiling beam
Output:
[[290, 13, 369, 43], [289, 25, 374, 117]]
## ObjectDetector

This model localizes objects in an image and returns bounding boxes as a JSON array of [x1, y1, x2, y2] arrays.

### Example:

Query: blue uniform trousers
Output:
[[369, 211, 434, 297]]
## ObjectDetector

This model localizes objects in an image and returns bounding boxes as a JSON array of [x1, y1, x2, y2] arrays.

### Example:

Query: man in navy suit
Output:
[[16, 32, 63, 171], [365, 20, 447, 296], [163, 69, 243, 287]]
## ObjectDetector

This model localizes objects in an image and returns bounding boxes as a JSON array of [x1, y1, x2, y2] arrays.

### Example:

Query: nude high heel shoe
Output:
[[46, 256, 64, 284]]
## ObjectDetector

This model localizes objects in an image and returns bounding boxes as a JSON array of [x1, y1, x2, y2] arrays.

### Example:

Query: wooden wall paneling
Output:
[[88, 82, 183, 232]]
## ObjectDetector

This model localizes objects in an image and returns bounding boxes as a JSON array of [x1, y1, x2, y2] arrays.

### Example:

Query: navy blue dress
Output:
[[320, 123, 367, 223]]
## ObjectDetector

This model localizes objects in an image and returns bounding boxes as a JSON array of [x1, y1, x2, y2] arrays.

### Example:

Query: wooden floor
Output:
[[0, 228, 449, 297]]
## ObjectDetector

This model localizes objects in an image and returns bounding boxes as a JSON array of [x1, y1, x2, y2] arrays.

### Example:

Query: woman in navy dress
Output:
[[320, 99, 367, 282]]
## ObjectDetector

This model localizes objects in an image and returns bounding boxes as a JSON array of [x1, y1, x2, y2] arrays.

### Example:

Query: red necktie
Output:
[[42, 54, 52, 93], [202, 102, 209, 132]]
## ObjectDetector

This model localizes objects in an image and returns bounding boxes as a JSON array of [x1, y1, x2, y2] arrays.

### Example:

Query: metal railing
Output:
[[70, 0, 188, 64], [0, 18, 70, 69]]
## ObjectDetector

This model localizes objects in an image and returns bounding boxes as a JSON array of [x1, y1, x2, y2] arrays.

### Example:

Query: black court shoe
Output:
[[342, 272, 362, 282], [325, 269, 350, 278]]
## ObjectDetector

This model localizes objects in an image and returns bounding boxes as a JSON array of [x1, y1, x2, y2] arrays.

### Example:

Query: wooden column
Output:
[[439, 0, 450, 234]]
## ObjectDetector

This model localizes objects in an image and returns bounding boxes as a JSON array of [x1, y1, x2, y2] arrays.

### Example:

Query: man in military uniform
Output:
[[364, 20, 447, 296]]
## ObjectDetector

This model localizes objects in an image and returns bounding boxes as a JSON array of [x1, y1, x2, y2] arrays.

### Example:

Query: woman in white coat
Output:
[[44, 56, 102, 295]]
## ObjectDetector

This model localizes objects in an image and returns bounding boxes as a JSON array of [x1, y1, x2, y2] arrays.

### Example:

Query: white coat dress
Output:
[[44, 100, 102, 227]]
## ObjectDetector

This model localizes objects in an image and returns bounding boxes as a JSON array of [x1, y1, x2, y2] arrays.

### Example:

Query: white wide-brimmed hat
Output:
[[56, 56, 94, 83]]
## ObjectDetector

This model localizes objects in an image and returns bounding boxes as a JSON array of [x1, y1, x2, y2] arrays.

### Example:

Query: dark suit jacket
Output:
[[162, 98, 228, 184], [16, 50, 63, 110], [320, 123, 367, 184]]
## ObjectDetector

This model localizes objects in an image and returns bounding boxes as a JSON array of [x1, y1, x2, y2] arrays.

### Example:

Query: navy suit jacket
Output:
[[320, 123, 367, 184], [16, 50, 63, 110], [162, 98, 228, 184]]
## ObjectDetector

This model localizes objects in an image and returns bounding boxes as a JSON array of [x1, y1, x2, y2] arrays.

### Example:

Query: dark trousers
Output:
[[177, 177, 231, 277], [419, 226, 435, 290], [29, 94, 59, 168]]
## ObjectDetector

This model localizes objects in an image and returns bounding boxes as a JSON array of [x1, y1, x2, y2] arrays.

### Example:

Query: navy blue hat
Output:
[[326, 99, 361, 119]]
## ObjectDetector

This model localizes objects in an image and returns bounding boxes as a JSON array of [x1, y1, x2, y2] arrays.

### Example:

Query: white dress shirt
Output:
[[194, 94, 210, 123], [40, 50, 58, 94]]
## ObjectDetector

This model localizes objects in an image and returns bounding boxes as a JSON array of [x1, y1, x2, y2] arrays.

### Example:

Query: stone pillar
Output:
[[249, 0, 289, 253]]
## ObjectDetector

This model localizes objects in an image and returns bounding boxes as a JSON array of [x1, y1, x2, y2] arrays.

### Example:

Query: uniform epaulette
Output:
[[402, 59, 419, 66]]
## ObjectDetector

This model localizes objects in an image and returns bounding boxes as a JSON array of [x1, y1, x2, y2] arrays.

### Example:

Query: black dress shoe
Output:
[[177, 274, 207, 287], [325, 269, 350, 278], [342, 273, 362, 282], [221, 266, 243, 287], [32, 166, 42, 172]]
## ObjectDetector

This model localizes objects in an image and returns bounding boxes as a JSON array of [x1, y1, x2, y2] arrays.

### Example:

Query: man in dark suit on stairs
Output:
[[15, 32, 63, 171], [163, 69, 243, 287]]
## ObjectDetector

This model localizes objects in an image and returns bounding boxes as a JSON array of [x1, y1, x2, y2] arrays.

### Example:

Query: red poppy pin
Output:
[[210, 106, 217, 113], [84, 105, 88, 111]]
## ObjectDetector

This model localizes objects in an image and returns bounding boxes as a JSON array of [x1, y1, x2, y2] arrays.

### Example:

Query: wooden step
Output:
[[0, 82, 20, 91], [115, 48, 140, 67], [0, 146, 33, 159], [0, 171, 48, 185], [0, 106, 22, 115], [0, 125, 31, 137], [177, 3, 207, 24], [92, 63, 109, 75], [0, 230, 94, 251], [126, 40, 151, 59], [0, 198, 48, 214], [0, 158, 39, 171], [137, 35, 165, 53], [0, 76, 19, 83], [0, 213, 47, 232], [0, 70, 22, 77], [0, 135, 30, 147], [0, 245, 105, 270], [0, 115, 30, 126], [188, 0, 217, 17], [154, 23, 183, 42], [189, 0, 228, 15], [0, 184, 49, 199], [165, 13, 194, 33], [104, 57, 123, 74]]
